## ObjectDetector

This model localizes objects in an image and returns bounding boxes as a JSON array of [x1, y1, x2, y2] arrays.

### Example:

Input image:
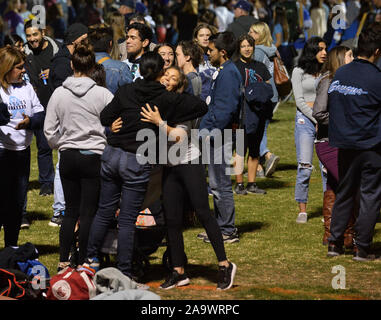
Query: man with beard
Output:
[[122, 22, 153, 82], [23, 19, 60, 205]]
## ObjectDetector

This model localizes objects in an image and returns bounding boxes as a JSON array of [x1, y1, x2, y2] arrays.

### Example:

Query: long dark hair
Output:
[[140, 51, 165, 81], [234, 34, 255, 62], [298, 37, 326, 75]]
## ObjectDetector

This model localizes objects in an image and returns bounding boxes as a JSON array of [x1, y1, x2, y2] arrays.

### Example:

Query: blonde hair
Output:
[[249, 22, 273, 47], [0, 46, 25, 92]]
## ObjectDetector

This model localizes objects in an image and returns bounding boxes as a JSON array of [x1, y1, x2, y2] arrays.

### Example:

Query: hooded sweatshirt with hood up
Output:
[[100, 78, 208, 154], [44, 76, 114, 154]]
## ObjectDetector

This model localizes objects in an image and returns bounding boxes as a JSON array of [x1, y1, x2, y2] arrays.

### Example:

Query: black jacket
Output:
[[24, 37, 61, 108], [48, 46, 73, 91], [100, 78, 208, 153]]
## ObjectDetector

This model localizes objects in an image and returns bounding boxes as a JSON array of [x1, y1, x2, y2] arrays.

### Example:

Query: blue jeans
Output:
[[0, 147, 30, 246], [207, 140, 236, 235], [87, 146, 151, 277], [52, 151, 65, 214], [259, 119, 270, 158], [34, 127, 54, 186], [294, 111, 316, 203]]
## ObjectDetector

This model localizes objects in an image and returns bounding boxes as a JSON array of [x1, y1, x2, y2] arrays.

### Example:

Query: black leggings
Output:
[[59, 149, 101, 264], [162, 162, 227, 267]]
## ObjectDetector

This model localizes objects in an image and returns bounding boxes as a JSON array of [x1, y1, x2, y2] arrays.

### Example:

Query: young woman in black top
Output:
[[233, 34, 272, 196]]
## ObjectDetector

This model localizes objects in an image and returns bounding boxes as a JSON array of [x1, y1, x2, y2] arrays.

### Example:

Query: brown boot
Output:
[[322, 190, 336, 245], [344, 213, 356, 249]]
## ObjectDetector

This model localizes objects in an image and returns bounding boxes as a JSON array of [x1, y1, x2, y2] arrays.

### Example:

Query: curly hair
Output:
[[297, 37, 326, 75]]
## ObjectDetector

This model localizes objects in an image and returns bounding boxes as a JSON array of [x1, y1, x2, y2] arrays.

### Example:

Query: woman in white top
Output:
[[0, 46, 45, 247]]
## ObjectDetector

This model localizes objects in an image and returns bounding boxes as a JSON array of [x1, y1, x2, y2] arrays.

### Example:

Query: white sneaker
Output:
[[296, 212, 307, 224]]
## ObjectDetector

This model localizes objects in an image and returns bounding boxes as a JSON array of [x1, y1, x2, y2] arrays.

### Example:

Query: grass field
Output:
[[1, 99, 381, 300]]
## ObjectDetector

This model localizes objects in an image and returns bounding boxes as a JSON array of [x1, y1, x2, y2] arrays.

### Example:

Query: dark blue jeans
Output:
[[0, 147, 30, 247], [87, 146, 151, 277], [329, 148, 381, 249], [34, 127, 54, 186]]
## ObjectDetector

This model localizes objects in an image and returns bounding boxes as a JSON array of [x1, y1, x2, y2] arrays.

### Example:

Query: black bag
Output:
[[0, 268, 43, 300]]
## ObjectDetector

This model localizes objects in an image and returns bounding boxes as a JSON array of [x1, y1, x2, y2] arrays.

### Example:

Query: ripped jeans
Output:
[[294, 110, 316, 203]]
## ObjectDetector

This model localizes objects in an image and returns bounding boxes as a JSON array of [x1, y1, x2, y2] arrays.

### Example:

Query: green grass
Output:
[[2, 100, 381, 300]]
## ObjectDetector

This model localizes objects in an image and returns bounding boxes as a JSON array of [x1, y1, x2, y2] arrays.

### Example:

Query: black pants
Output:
[[329, 147, 381, 249], [59, 149, 101, 264], [162, 162, 227, 268], [0, 147, 30, 247], [243, 118, 266, 159]]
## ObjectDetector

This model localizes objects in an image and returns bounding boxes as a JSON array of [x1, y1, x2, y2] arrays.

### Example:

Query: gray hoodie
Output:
[[44, 76, 114, 154], [254, 44, 279, 103]]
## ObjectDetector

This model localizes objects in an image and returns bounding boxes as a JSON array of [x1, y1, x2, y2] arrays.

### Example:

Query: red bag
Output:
[[46, 266, 97, 300]]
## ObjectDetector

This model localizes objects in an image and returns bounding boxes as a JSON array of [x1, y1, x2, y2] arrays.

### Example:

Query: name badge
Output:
[[212, 70, 219, 80]]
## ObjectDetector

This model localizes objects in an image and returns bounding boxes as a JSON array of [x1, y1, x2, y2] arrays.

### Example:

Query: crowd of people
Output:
[[0, 0, 380, 291]]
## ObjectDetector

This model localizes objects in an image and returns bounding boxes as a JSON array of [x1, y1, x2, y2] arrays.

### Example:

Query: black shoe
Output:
[[39, 183, 53, 196], [204, 230, 240, 244], [234, 183, 247, 195], [217, 262, 237, 290], [353, 246, 376, 262], [159, 270, 190, 290], [327, 243, 344, 257], [246, 183, 266, 194], [48, 211, 64, 227], [20, 216, 30, 229]]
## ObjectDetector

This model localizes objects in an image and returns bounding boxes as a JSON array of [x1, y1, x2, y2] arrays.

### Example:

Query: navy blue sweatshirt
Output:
[[328, 58, 381, 150]]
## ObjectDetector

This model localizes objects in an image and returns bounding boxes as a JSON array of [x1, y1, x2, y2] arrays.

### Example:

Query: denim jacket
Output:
[[95, 52, 133, 94]]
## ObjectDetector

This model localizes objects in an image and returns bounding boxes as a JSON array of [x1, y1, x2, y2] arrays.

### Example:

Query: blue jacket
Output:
[[199, 60, 242, 132], [95, 52, 133, 94], [328, 59, 381, 150]]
